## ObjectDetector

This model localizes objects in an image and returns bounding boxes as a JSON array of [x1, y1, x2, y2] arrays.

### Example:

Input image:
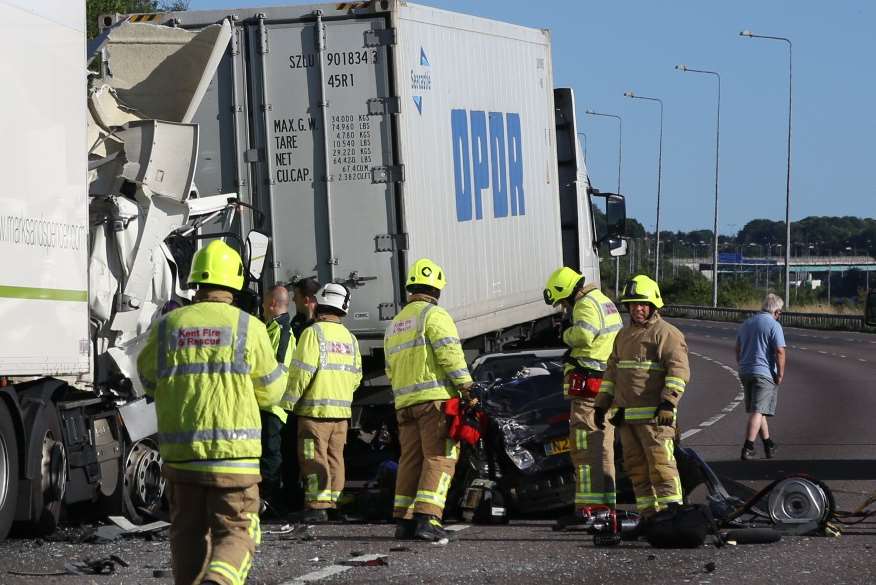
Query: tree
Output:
[[86, 0, 189, 39]]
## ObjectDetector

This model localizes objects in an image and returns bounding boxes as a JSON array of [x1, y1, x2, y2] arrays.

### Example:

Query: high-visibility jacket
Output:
[[595, 313, 690, 423], [137, 301, 286, 475], [564, 284, 623, 372], [280, 320, 362, 419], [263, 313, 295, 423], [384, 300, 472, 410]]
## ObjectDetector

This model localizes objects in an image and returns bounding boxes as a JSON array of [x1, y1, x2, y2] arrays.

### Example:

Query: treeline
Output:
[[86, 0, 190, 39]]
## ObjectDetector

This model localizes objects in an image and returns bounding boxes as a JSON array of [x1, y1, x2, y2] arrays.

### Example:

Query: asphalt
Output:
[[1, 318, 874, 584]]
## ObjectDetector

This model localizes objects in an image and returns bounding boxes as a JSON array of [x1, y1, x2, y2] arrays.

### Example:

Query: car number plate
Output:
[[545, 437, 570, 456]]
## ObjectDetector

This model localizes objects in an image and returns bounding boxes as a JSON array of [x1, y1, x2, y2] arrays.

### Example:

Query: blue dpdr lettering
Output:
[[451, 109, 525, 222]]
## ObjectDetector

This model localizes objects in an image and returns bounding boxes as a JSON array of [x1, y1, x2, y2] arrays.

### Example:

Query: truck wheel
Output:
[[26, 404, 66, 536], [0, 400, 20, 541], [122, 439, 165, 523]]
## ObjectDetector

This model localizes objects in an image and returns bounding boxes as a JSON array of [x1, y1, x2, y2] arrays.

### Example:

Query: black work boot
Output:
[[394, 518, 416, 540], [740, 441, 756, 461], [413, 514, 455, 542], [290, 508, 329, 524], [763, 438, 778, 459]]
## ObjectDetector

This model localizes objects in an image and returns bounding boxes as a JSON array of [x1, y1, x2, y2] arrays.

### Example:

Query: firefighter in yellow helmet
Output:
[[594, 275, 690, 519], [385, 258, 472, 542], [138, 240, 286, 585], [280, 283, 362, 523], [544, 267, 622, 518]]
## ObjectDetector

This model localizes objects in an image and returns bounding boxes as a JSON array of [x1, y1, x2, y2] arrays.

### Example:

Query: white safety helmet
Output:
[[316, 283, 351, 315]]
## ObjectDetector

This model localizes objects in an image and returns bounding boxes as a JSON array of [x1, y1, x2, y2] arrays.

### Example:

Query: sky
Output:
[[187, 0, 875, 234]]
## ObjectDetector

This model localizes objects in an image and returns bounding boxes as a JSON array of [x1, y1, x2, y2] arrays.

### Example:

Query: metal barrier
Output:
[[662, 304, 876, 333]]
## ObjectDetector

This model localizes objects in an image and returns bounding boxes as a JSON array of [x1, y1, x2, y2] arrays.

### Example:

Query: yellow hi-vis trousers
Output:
[[165, 476, 260, 585], [298, 416, 348, 509], [619, 422, 683, 516], [393, 400, 460, 519], [569, 398, 616, 507]]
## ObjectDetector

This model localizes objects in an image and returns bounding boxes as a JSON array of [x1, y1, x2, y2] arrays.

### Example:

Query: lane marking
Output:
[[681, 351, 745, 441]]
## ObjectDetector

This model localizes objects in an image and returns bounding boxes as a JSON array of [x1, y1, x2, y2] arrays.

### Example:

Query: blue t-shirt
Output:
[[737, 312, 786, 378]]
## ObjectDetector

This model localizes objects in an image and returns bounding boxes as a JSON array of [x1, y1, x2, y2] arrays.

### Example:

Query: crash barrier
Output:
[[662, 304, 876, 333]]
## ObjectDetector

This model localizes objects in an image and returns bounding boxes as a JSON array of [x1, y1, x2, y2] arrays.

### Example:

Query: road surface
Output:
[[1, 318, 874, 584]]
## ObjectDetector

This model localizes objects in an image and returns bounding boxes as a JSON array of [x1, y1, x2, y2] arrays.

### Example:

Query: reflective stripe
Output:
[[584, 294, 606, 330], [386, 337, 428, 355], [445, 439, 460, 460], [208, 561, 240, 585], [394, 495, 414, 508], [665, 376, 686, 391], [576, 358, 608, 370], [323, 363, 362, 373], [624, 407, 659, 420], [296, 398, 352, 409], [247, 514, 260, 546], [234, 310, 250, 371], [636, 495, 659, 511], [598, 380, 615, 396], [414, 472, 452, 509], [172, 459, 260, 470], [618, 360, 664, 371], [394, 379, 454, 397], [257, 363, 287, 386], [160, 361, 251, 377], [431, 336, 460, 349], [575, 428, 588, 450], [577, 464, 592, 494], [159, 428, 261, 444], [574, 320, 601, 335], [303, 438, 315, 460], [658, 494, 683, 504], [601, 322, 623, 334], [575, 493, 617, 505], [305, 474, 333, 502], [447, 367, 470, 379], [292, 359, 317, 374], [157, 317, 168, 375], [330, 490, 342, 502]]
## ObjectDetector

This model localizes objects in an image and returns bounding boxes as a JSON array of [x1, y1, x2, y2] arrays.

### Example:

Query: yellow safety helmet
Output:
[[406, 257, 446, 290], [543, 267, 584, 306], [620, 275, 664, 309], [188, 240, 245, 291]]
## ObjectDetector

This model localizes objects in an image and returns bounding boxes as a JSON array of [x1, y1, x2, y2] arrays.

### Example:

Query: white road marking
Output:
[[859, 358, 868, 363], [685, 352, 745, 440], [281, 565, 351, 584], [818, 350, 828, 355]]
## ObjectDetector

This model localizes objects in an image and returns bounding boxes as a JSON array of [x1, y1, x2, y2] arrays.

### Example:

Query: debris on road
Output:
[[705, 562, 717, 573], [63, 555, 128, 575]]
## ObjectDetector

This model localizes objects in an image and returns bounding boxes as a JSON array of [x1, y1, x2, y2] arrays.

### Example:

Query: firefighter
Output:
[[543, 267, 622, 515], [280, 283, 362, 523], [138, 240, 287, 585], [385, 258, 473, 542], [259, 283, 295, 516], [594, 275, 690, 518]]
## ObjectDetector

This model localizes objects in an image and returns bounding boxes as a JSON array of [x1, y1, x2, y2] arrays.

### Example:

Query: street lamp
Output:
[[585, 109, 623, 297], [676, 64, 721, 307], [624, 91, 664, 283], [740, 29, 793, 306]]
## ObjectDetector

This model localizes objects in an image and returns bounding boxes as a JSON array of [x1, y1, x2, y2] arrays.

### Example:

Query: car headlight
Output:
[[506, 446, 535, 470]]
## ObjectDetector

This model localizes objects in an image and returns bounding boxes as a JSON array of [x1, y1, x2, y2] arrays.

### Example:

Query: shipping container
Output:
[[106, 0, 604, 355]]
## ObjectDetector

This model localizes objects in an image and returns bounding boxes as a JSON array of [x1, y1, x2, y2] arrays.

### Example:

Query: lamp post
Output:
[[624, 91, 663, 283], [585, 109, 623, 297], [675, 65, 721, 307], [740, 30, 793, 305]]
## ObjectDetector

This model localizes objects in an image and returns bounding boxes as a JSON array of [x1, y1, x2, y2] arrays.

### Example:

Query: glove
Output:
[[594, 406, 607, 430], [608, 407, 625, 427], [655, 400, 675, 426]]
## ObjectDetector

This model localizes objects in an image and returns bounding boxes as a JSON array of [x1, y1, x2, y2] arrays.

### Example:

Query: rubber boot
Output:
[[394, 518, 416, 540], [413, 514, 455, 542]]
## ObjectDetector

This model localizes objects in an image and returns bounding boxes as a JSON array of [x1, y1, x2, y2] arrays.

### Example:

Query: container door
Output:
[[249, 15, 400, 336]]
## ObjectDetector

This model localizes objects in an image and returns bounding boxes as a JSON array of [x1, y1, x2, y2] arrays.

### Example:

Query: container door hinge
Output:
[[257, 13, 269, 54], [364, 27, 396, 47], [374, 233, 408, 252], [371, 164, 404, 184], [378, 303, 398, 321], [367, 97, 401, 116]]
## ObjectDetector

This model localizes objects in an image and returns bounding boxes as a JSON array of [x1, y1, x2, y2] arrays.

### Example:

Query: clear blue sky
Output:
[[188, 0, 875, 234]]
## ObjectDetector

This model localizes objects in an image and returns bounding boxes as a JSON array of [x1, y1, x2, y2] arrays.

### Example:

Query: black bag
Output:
[[644, 504, 716, 548]]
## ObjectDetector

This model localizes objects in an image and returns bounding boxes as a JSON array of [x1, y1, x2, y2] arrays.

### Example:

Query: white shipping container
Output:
[[143, 0, 598, 354], [0, 1, 89, 375]]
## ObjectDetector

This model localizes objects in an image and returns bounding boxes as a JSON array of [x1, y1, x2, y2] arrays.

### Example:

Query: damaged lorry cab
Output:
[[0, 3, 268, 540], [0, 0, 625, 540]]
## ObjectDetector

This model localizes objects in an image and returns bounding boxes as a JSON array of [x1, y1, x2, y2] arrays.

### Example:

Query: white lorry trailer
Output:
[[0, 0, 624, 540]]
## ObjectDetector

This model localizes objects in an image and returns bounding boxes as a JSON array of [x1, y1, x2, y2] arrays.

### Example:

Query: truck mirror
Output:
[[866, 290, 876, 327], [605, 194, 626, 238], [609, 239, 628, 257], [246, 231, 270, 280]]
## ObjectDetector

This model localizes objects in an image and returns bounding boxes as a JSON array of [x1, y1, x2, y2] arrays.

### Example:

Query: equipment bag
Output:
[[644, 504, 717, 548], [444, 398, 482, 446]]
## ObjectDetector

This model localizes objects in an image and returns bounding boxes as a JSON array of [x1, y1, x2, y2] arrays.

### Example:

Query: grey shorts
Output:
[[741, 374, 778, 416]]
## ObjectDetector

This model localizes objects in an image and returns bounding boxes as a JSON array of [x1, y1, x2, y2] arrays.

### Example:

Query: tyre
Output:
[[26, 403, 66, 535], [0, 399, 20, 541]]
